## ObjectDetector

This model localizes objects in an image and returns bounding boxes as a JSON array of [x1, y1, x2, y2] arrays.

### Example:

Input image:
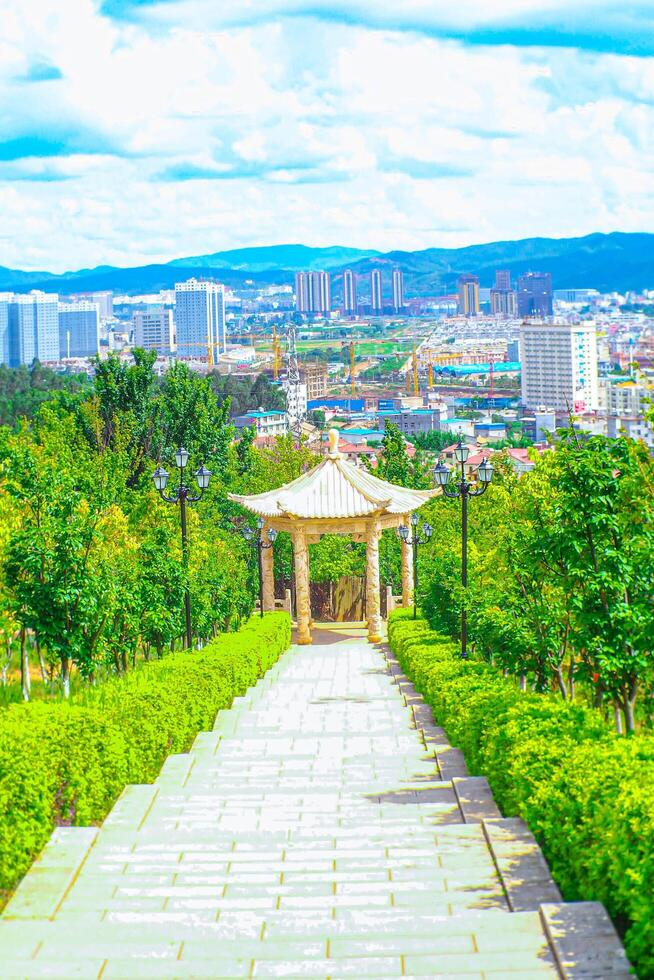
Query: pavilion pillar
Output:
[[401, 512, 414, 608], [292, 527, 312, 644], [365, 517, 383, 643], [261, 531, 275, 612]]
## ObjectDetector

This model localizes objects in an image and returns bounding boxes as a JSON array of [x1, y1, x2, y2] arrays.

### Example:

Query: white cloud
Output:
[[1, 1, 654, 269]]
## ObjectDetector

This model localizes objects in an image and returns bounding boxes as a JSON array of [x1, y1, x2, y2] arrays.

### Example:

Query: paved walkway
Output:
[[0, 630, 630, 978]]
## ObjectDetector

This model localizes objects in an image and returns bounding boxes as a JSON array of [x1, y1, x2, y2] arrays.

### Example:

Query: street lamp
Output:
[[397, 511, 433, 619], [240, 517, 277, 618], [152, 448, 212, 650], [434, 441, 493, 659]]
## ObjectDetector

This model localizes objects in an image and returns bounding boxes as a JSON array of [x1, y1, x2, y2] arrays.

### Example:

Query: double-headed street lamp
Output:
[[152, 448, 212, 650], [241, 517, 277, 618], [433, 441, 493, 659], [397, 512, 432, 620]]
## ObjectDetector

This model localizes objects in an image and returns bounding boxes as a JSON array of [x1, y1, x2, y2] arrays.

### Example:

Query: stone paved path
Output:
[[0, 630, 630, 978]]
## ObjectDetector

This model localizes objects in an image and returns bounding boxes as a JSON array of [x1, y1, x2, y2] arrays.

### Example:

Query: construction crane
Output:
[[428, 360, 434, 389], [272, 325, 282, 381], [285, 326, 304, 443], [177, 337, 220, 368]]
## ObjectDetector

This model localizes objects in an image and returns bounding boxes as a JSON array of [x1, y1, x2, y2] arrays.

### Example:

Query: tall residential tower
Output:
[[370, 269, 383, 312], [175, 279, 225, 360], [342, 269, 357, 315], [520, 321, 598, 413], [391, 268, 404, 312]]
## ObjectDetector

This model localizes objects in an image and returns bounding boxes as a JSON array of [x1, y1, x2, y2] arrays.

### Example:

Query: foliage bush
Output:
[[388, 610, 654, 979], [0, 612, 291, 908]]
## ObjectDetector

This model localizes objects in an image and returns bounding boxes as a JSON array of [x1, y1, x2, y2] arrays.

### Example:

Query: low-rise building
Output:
[[233, 410, 288, 438], [474, 421, 507, 442], [607, 415, 654, 448], [379, 407, 446, 435]]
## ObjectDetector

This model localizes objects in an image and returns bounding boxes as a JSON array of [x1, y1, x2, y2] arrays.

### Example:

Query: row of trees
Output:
[[0, 352, 279, 699], [417, 431, 654, 733]]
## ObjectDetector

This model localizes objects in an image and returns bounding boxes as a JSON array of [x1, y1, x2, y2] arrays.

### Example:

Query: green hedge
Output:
[[388, 609, 654, 979], [0, 612, 291, 908]]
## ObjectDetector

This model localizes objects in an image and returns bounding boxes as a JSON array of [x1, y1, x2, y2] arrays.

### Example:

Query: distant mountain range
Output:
[[1, 233, 653, 296]]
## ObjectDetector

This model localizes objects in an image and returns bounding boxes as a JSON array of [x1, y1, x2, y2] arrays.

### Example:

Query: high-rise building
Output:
[[391, 269, 404, 312], [71, 291, 114, 319], [294, 271, 331, 314], [58, 301, 100, 358], [491, 289, 517, 317], [132, 308, 175, 355], [174, 279, 225, 360], [295, 272, 311, 313], [517, 272, 553, 318], [457, 275, 480, 316], [494, 270, 511, 290], [0, 295, 10, 367], [370, 269, 383, 312], [311, 271, 331, 314], [520, 321, 598, 412], [342, 269, 357, 315], [2, 292, 59, 367]]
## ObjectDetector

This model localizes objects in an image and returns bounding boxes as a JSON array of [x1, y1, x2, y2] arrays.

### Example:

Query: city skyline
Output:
[[2, 2, 654, 271]]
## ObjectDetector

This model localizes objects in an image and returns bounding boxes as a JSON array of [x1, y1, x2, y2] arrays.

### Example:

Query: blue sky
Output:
[[1, 0, 654, 271]]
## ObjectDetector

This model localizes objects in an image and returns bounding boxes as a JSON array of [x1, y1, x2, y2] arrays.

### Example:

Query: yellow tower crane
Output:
[[428, 359, 434, 389], [272, 325, 281, 381], [178, 336, 218, 368]]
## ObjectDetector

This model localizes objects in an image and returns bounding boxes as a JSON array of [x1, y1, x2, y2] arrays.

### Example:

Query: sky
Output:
[[2, 0, 654, 271]]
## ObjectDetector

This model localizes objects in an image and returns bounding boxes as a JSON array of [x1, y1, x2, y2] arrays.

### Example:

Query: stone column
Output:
[[261, 531, 275, 612], [292, 527, 312, 644], [400, 512, 414, 608], [366, 517, 383, 643]]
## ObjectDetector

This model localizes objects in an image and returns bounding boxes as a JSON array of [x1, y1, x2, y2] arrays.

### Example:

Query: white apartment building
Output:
[[520, 321, 599, 413], [606, 379, 649, 417], [58, 301, 100, 358], [175, 279, 225, 360], [233, 410, 288, 438], [132, 308, 175, 355]]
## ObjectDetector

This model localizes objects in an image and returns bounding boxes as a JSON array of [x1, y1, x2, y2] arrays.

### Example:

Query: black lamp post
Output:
[[152, 448, 212, 650], [433, 441, 493, 659], [397, 512, 433, 619], [241, 517, 277, 617]]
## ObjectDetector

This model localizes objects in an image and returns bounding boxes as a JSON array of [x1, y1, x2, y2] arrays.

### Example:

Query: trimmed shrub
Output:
[[0, 612, 291, 907], [388, 609, 654, 979]]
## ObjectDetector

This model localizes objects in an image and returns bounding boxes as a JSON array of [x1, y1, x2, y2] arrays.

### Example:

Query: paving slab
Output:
[[0, 634, 631, 978]]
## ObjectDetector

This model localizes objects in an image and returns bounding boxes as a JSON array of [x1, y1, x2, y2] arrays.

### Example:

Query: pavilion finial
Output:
[[328, 428, 341, 458]]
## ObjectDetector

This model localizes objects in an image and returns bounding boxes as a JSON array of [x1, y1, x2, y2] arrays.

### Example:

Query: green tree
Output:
[[374, 423, 430, 489]]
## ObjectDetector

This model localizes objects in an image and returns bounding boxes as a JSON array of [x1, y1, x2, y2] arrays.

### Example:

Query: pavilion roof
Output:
[[229, 429, 439, 521]]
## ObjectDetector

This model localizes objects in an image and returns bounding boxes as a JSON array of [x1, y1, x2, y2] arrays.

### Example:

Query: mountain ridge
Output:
[[1, 232, 653, 296]]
